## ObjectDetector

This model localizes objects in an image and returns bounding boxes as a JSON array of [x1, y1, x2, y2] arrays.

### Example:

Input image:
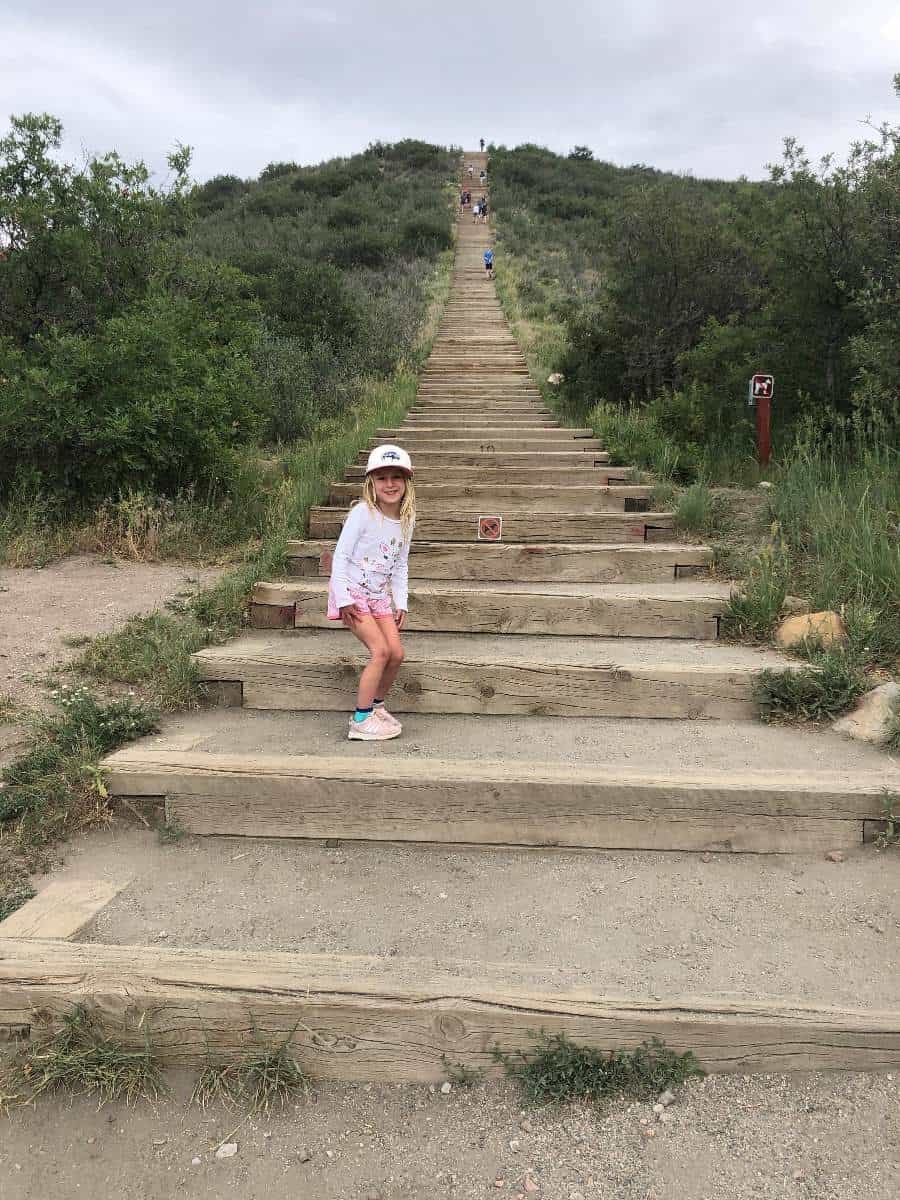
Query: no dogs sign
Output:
[[477, 515, 503, 541]]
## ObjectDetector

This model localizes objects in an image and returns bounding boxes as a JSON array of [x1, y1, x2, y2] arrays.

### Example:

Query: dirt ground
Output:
[[55, 823, 898, 1009], [0, 555, 223, 763], [2, 1069, 897, 1200]]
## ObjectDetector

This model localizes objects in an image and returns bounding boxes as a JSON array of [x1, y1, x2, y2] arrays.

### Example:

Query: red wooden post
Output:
[[756, 393, 771, 466], [749, 374, 774, 466]]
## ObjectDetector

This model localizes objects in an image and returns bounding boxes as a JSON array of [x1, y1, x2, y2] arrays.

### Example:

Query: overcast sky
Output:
[[2, 1, 897, 184]]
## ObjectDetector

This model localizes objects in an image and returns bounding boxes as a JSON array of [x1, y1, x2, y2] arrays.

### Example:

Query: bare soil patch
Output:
[[1, 1068, 896, 1199], [0, 555, 223, 763]]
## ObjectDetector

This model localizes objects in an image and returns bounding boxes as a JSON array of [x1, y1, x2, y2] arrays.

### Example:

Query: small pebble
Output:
[[296, 1148, 311, 1163], [494, 1179, 505, 1189], [509, 1138, 520, 1151], [440, 1081, 452, 1095], [520, 1119, 534, 1133], [215, 1142, 238, 1160], [825, 850, 845, 863], [793, 1168, 805, 1180], [658, 1089, 676, 1106], [191, 1157, 201, 1166], [701, 852, 712, 863], [652, 1103, 664, 1114]]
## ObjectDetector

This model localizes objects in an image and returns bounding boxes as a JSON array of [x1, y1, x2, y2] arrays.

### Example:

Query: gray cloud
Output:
[[2, 1, 896, 182]]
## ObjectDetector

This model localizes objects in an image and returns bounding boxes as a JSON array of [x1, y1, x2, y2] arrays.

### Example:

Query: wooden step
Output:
[[286, 540, 711, 582], [355, 451, 612, 467], [366, 439, 603, 454], [193, 630, 796, 719], [375, 428, 597, 442], [251, 580, 729, 638], [104, 749, 897, 854], [328, 483, 653, 513], [308, 508, 674, 542], [343, 466, 634, 485], [4, 939, 896, 1075]]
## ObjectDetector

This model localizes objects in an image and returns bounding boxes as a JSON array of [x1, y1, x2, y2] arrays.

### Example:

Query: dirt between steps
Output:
[[44, 824, 895, 1009], [1, 1068, 897, 1200]]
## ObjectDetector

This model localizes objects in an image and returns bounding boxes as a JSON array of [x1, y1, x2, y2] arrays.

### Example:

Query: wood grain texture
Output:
[[286, 540, 712, 582], [355, 451, 612, 467], [102, 750, 895, 852], [194, 644, 766, 719], [1, 940, 896, 1075], [250, 579, 727, 639], [308, 509, 674, 543], [327, 483, 653, 513], [0, 880, 129, 939]]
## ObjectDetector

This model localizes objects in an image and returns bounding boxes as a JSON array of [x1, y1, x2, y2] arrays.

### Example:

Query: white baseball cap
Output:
[[365, 444, 413, 476]]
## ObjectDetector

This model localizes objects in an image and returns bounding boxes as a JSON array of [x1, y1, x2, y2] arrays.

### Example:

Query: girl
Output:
[[327, 444, 416, 741]]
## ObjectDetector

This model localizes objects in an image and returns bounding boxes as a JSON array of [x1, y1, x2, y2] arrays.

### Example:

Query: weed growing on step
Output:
[[674, 483, 729, 535], [191, 1031, 309, 1113], [0, 687, 158, 885], [0, 694, 18, 724], [157, 812, 186, 845], [492, 1031, 703, 1107], [873, 792, 899, 850], [441, 1054, 485, 1088], [2, 1006, 166, 1108], [757, 646, 867, 724], [238, 1040, 310, 1113], [720, 526, 790, 642]]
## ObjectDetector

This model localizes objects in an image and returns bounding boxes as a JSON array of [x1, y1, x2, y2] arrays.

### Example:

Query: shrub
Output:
[[757, 647, 867, 723], [0, 281, 263, 503], [493, 1031, 704, 1107]]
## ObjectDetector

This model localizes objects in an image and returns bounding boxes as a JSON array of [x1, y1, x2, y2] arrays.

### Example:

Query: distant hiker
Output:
[[327, 445, 416, 741], [483, 248, 494, 279], [467, 163, 474, 178], [459, 190, 466, 212], [480, 198, 489, 224], [479, 169, 486, 184], [480, 137, 485, 151], [472, 202, 481, 221]]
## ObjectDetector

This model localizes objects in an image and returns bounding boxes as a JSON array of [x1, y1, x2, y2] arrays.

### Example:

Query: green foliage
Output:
[[191, 1031, 309, 1113], [2, 1006, 165, 1107], [0, 882, 35, 921], [0, 686, 158, 835], [675, 483, 726, 535], [721, 527, 790, 642], [0, 272, 263, 502], [441, 1055, 485, 1088], [490, 85, 900, 450], [757, 647, 867, 723], [493, 1031, 704, 1107]]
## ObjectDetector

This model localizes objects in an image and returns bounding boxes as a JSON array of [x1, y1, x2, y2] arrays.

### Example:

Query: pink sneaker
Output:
[[348, 712, 399, 741], [374, 704, 402, 733]]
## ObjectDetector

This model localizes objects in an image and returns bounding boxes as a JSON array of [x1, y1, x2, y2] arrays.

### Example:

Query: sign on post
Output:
[[748, 374, 774, 466]]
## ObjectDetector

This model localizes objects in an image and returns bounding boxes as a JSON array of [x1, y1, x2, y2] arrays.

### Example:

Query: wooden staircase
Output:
[[82, 151, 900, 1077]]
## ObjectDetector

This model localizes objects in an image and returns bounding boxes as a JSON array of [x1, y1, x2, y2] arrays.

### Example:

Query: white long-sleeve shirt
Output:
[[327, 502, 413, 612]]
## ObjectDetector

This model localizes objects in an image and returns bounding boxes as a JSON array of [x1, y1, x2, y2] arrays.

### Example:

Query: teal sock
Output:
[[353, 706, 374, 724]]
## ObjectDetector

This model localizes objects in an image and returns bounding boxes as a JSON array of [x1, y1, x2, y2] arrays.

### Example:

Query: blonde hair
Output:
[[361, 472, 416, 537]]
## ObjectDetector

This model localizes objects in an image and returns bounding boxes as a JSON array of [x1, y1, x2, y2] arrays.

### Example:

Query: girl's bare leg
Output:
[[345, 614, 392, 708], [373, 616, 405, 699]]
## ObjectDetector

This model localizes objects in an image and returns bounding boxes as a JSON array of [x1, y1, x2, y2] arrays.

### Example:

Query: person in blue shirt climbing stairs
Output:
[[483, 248, 494, 280]]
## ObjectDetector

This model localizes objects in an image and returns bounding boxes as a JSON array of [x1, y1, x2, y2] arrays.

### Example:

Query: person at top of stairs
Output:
[[327, 444, 417, 742]]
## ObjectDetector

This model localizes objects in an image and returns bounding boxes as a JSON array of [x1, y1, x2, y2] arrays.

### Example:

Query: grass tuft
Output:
[[190, 1031, 310, 1113], [0, 882, 36, 922], [492, 1031, 703, 1107], [0, 687, 158, 910], [757, 646, 867, 723], [720, 526, 790, 642], [2, 1006, 166, 1108]]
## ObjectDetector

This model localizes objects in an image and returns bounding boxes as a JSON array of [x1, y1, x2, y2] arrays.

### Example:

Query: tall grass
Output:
[[768, 429, 899, 665]]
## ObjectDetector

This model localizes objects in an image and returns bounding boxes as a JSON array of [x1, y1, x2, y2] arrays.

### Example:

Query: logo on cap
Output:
[[381, 450, 401, 462]]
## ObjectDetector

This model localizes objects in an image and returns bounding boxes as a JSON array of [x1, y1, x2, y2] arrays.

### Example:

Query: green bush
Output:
[[0, 271, 263, 502]]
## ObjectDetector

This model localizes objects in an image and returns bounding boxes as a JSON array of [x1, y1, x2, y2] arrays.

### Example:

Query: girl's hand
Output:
[[394, 609, 407, 630], [340, 604, 361, 628]]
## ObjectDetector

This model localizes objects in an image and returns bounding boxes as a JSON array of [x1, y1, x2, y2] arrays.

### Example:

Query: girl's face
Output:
[[370, 468, 407, 510]]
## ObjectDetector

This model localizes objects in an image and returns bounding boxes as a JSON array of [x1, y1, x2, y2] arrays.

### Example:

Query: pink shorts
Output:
[[327, 585, 394, 622]]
